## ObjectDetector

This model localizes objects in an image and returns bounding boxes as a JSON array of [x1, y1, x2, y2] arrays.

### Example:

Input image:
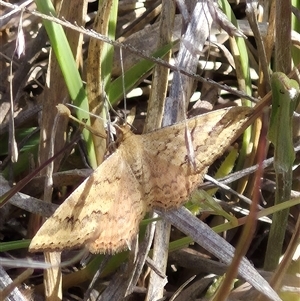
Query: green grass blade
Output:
[[35, 0, 97, 167]]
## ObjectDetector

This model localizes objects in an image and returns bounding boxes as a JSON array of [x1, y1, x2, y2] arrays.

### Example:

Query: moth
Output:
[[29, 106, 253, 254]]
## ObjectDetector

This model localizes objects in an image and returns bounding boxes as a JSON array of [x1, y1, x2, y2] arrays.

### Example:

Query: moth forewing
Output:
[[140, 106, 253, 209], [29, 106, 253, 254], [29, 149, 146, 254]]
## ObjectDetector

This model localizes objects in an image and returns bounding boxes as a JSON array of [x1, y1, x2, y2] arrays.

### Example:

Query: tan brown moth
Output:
[[29, 106, 253, 254]]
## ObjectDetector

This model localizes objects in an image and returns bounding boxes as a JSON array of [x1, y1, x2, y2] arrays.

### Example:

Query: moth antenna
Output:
[[103, 92, 124, 122], [103, 97, 116, 142], [57, 104, 107, 139], [112, 107, 136, 133], [102, 93, 135, 138], [66, 103, 105, 120]]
